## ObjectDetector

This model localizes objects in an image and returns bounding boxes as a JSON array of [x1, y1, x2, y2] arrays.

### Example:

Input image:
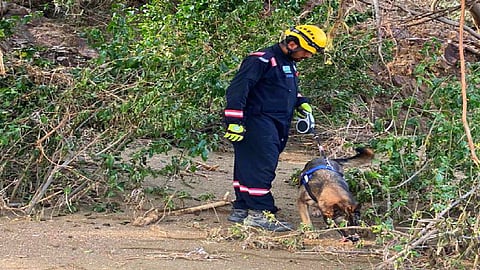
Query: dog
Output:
[[297, 147, 374, 242]]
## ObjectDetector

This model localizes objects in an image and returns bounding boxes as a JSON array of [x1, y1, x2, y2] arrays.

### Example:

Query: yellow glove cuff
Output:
[[299, 103, 312, 113]]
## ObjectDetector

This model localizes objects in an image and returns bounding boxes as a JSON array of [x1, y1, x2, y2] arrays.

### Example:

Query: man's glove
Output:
[[224, 124, 246, 142], [295, 103, 312, 118]]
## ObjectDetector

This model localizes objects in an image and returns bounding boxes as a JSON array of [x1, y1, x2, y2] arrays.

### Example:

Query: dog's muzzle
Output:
[[334, 215, 361, 243]]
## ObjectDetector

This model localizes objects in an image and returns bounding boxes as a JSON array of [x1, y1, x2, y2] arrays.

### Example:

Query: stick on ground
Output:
[[133, 192, 231, 226]]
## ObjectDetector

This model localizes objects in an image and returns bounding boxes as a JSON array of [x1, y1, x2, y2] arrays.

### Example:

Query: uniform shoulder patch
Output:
[[249, 51, 276, 66]]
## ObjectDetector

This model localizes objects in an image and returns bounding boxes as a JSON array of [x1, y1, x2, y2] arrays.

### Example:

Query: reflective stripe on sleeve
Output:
[[224, 109, 243, 118], [249, 52, 265, 56]]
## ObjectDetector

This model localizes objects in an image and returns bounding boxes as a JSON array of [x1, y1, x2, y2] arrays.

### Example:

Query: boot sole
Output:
[[244, 219, 293, 232]]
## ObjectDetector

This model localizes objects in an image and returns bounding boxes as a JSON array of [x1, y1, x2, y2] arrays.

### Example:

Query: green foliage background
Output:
[[0, 0, 479, 267]]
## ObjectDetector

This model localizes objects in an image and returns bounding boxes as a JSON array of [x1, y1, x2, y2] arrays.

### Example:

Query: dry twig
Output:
[[377, 182, 479, 268], [0, 49, 5, 75], [132, 192, 231, 226], [26, 123, 110, 214], [396, 2, 480, 40], [125, 247, 229, 261], [298, 246, 383, 257]]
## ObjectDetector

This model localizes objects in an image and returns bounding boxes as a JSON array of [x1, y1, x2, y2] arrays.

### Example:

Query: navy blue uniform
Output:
[[224, 44, 308, 213]]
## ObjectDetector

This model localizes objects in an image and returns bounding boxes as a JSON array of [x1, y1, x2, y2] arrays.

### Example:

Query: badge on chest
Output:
[[282, 65, 296, 78]]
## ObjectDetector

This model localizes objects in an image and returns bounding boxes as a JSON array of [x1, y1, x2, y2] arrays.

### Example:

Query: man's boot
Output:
[[227, 208, 248, 223], [243, 210, 293, 232]]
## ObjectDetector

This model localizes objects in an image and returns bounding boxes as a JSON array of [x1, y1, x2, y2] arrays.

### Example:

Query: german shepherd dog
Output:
[[297, 147, 374, 242]]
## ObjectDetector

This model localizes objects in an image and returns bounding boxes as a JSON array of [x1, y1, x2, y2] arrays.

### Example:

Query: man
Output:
[[223, 25, 327, 232]]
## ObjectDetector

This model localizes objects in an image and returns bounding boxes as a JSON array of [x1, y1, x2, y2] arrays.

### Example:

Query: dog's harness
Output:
[[301, 164, 344, 179], [300, 162, 343, 203], [300, 127, 344, 203]]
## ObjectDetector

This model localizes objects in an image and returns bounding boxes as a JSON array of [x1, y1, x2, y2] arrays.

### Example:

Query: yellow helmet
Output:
[[284, 25, 327, 54]]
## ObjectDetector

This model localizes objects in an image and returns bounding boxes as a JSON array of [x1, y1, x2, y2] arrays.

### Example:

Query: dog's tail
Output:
[[333, 147, 374, 167]]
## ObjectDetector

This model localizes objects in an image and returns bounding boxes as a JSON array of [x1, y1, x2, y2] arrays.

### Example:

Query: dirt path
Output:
[[0, 212, 380, 270], [0, 140, 382, 270]]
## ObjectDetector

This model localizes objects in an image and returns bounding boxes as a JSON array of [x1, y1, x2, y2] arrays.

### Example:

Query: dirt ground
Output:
[[0, 136, 383, 270]]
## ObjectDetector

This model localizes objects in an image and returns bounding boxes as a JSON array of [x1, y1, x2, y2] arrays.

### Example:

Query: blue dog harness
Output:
[[299, 162, 344, 203]]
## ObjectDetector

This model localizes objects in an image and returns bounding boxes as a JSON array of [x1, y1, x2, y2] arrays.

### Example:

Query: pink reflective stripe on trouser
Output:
[[233, 181, 270, 196]]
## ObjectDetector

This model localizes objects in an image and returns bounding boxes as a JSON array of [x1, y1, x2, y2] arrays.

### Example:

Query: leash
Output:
[[311, 127, 335, 169], [296, 112, 327, 159], [312, 127, 327, 159]]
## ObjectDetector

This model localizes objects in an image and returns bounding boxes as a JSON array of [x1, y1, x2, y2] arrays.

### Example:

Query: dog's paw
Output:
[[310, 206, 323, 218]]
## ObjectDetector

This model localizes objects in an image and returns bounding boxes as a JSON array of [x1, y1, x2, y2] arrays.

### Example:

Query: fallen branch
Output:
[[298, 247, 383, 257], [132, 192, 231, 226], [26, 126, 110, 214], [25, 157, 73, 214], [396, 2, 480, 40], [377, 182, 479, 269], [168, 199, 231, 216], [359, 0, 480, 47], [195, 161, 220, 171]]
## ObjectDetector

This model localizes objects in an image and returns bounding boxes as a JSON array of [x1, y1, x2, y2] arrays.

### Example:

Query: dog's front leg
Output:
[[297, 197, 312, 227]]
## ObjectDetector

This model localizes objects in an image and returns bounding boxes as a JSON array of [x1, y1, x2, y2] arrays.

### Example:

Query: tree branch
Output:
[[377, 181, 479, 268], [458, 0, 480, 166]]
